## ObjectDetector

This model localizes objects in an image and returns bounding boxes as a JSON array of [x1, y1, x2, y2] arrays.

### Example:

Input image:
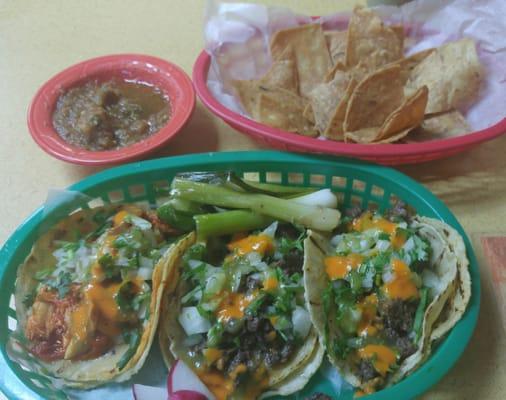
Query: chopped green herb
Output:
[[117, 329, 141, 370], [34, 268, 54, 282], [115, 281, 136, 313], [207, 322, 224, 347], [245, 292, 268, 316], [413, 288, 429, 341]]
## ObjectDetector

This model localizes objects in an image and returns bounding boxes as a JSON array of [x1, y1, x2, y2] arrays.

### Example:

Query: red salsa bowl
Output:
[[28, 54, 195, 166]]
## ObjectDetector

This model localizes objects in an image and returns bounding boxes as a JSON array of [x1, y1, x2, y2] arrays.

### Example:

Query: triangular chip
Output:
[[388, 48, 435, 82], [345, 6, 403, 71], [325, 30, 347, 65], [303, 103, 315, 124], [308, 70, 349, 133], [405, 39, 483, 114], [324, 79, 358, 140], [344, 64, 405, 133], [257, 88, 316, 136], [376, 86, 428, 141], [344, 127, 379, 143], [260, 47, 299, 93], [231, 80, 263, 118], [407, 110, 471, 142], [270, 24, 332, 97]]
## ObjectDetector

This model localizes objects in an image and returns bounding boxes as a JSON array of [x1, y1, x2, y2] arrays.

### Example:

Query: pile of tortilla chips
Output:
[[231, 6, 483, 144]]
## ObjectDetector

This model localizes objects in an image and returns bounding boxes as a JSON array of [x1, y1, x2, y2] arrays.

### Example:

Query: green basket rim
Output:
[[0, 151, 480, 400]]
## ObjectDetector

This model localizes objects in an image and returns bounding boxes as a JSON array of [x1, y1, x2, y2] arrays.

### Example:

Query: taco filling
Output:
[[23, 205, 176, 367], [319, 207, 437, 394], [172, 223, 315, 399]]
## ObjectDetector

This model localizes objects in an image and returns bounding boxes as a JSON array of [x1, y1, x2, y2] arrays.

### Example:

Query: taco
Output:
[[159, 222, 324, 400], [11, 204, 181, 388], [303, 205, 470, 395]]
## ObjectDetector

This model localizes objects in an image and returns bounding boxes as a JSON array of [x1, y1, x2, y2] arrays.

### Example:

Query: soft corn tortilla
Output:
[[11, 206, 176, 388], [159, 233, 324, 398], [303, 215, 470, 389]]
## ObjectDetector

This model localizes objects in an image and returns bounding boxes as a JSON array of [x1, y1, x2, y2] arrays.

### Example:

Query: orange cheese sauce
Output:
[[351, 212, 397, 235], [358, 344, 397, 376], [203, 348, 223, 364], [227, 234, 274, 257], [383, 259, 419, 300], [197, 370, 234, 400], [263, 276, 278, 291], [390, 230, 407, 250], [324, 254, 364, 280], [216, 292, 256, 322], [357, 293, 378, 337]]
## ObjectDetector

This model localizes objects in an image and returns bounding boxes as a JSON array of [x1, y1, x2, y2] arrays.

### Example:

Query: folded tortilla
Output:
[[10, 205, 177, 388], [303, 215, 470, 391]]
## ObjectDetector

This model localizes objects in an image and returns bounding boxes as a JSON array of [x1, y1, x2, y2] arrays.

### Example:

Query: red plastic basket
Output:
[[192, 50, 505, 165]]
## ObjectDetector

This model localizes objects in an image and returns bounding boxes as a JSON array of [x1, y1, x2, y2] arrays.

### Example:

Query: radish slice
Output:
[[132, 384, 167, 400], [168, 360, 215, 399], [171, 390, 208, 400]]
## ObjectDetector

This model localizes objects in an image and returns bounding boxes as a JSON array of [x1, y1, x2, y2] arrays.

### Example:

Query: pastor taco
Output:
[[303, 205, 470, 395], [10, 204, 181, 388], [159, 222, 324, 400]]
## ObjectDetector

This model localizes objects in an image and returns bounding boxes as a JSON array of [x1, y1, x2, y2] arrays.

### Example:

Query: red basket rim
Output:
[[192, 50, 506, 159], [28, 53, 196, 166]]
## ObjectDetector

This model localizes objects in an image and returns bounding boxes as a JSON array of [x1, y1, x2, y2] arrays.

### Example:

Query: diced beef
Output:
[[379, 299, 417, 335], [357, 359, 379, 382]]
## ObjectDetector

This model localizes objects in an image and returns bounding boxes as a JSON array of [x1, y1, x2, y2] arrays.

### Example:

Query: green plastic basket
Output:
[[0, 151, 480, 400]]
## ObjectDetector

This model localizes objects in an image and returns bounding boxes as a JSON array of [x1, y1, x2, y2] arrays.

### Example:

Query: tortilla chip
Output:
[[390, 24, 405, 47], [345, 6, 403, 71], [344, 64, 405, 133], [324, 61, 347, 83], [408, 110, 470, 142], [271, 24, 332, 97], [231, 80, 262, 118], [257, 88, 316, 136], [324, 79, 358, 140], [308, 70, 349, 133], [325, 30, 347, 65], [344, 127, 414, 144], [376, 86, 428, 141], [303, 103, 315, 124], [389, 48, 435, 82], [405, 38, 483, 114], [259, 46, 299, 93]]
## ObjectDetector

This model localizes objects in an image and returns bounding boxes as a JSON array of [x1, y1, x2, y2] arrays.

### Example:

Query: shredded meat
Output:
[[25, 286, 81, 362], [144, 210, 180, 236]]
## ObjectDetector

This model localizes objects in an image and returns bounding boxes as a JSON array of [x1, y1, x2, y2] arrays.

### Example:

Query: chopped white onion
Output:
[[139, 256, 154, 269], [246, 251, 262, 265], [205, 272, 226, 295], [362, 270, 374, 288], [403, 237, 415, 252], [360, 239, 369, 250], [137, 266, 153, 281], [262, 221, 278, 238], [183, 334, 204, 348], [291, 189, 338, 209], [330, 234, 343, 247], [128, 215, 152, 230], [292, 306, 312, 339], [398, 222, 408, 229], [178, 307, 212, 336], [382, 270, 394, 283], [376, 240, 390, 251]]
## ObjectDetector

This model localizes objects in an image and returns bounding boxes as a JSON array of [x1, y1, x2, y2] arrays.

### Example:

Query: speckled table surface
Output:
[[0, 1, 505, 399]]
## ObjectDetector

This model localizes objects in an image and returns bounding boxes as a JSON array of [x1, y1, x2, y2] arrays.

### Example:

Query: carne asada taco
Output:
[[159, 222, 324, 400], [303, 206, 470, 395], [11, 204, 180, 388]]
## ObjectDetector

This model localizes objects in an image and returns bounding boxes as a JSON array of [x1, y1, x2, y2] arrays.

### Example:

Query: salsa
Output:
[[53, 79, 170, 151]]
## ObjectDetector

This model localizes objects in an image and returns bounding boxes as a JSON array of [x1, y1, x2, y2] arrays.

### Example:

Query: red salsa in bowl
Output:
[[28, 54, 195, 165]]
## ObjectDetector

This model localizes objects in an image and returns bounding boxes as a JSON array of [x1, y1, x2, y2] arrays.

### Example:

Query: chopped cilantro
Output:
[[33, 268, 54, 282], [115, 281, 136, 313], [117, 329, 141, 370]]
